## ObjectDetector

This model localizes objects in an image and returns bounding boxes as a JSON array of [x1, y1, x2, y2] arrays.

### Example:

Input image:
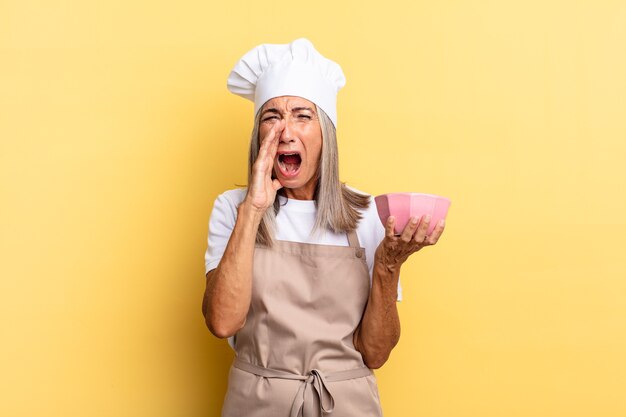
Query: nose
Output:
[[279, 119, 295, 143]]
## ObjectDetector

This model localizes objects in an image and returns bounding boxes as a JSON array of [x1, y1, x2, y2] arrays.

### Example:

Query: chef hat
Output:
[[227, 38, 346, 127]]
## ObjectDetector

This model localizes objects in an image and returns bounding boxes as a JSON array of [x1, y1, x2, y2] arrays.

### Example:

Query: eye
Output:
[[262, 115, 279, 122], [297, 114, 312, 120]]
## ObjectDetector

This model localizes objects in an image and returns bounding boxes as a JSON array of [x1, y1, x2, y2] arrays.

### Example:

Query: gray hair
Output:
[[247, 105, 370, 247]]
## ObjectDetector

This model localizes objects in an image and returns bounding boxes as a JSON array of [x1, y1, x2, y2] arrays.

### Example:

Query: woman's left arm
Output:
[[353, 215, 445, 369]]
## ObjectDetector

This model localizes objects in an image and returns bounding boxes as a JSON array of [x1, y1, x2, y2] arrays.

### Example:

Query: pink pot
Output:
[[374, 193, 451, 235]]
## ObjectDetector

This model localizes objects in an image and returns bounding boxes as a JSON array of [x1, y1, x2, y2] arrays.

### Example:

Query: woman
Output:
[[203, 38, 445, 417]]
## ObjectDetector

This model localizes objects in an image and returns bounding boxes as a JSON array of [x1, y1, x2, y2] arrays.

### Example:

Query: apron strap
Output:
[[234, 358, 371, 417], [346, 229, 360, 248], [347, 229, 366, 260]]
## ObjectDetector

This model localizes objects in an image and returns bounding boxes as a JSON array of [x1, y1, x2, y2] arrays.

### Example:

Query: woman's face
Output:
[[258, 96, 322, 200]]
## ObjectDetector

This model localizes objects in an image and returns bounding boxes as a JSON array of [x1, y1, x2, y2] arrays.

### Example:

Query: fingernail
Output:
[[411, 217, 418, 225], [440, 219, 445, 227], [425, 214, 432, 222]]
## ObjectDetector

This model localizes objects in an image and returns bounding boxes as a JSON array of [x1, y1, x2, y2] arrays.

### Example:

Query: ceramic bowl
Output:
[[374, 193, 451, 235]]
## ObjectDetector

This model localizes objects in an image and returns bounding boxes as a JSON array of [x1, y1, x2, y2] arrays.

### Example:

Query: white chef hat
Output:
[[227, 38, 346, 127]]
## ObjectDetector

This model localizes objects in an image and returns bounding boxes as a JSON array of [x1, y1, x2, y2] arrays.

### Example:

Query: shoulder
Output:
[[211, 187, 247, 214], [209, 187, 247, 225], [215, 187, 247, 208], [345, 185, 384, 241], [345, 185, 379, 226]]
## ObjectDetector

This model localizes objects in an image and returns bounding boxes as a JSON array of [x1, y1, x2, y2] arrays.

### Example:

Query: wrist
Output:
[[374, 247, 402, 275], [372, 260, 401, 301], [374, 258, 401, 276], [238, 200, 266, 224]]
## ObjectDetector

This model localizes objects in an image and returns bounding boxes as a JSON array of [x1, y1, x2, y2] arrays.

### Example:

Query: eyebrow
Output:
[[260, 108, 281, 117], [291, 106, 315, 113], [260, 106, 316, 117]]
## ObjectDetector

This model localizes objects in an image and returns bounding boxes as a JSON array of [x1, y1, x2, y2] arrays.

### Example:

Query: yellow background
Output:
[[2, 1, 625, 416]]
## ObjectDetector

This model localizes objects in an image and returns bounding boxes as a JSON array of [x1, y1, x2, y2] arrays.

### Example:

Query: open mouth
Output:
[[277, 152, 302, 177]]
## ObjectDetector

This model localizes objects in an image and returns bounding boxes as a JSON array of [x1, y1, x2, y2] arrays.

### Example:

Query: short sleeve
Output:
[[205, 192, 239, 274]]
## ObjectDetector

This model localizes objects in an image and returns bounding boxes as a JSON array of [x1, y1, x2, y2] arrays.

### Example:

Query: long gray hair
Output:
[[247, 105, 370, 246]]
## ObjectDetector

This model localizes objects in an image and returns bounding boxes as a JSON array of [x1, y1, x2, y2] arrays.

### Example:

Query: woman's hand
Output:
[[356, 215, 446, 368], [374, 215, 446, 271], [245, 121, 285, 211]]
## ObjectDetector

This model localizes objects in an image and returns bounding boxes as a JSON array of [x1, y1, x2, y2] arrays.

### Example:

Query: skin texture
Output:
[[259, 96, 322, 200], [354, 213, 445, 368], [202, 95, 446, 368]]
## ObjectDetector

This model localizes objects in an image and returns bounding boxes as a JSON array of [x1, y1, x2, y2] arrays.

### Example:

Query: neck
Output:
[[283, 181, 317, 201]]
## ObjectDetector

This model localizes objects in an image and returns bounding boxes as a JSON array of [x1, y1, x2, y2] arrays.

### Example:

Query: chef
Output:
[[202, 38, 446, 416]]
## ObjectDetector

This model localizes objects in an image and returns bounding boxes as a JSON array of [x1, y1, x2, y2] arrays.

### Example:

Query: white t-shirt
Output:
[[205, 187, 401, 300], [204, 187, 402, 347]]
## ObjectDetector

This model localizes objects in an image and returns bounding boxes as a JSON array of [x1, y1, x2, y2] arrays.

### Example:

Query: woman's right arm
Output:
[[202, 121, 284, 338], [202, 202, 264, 338]]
